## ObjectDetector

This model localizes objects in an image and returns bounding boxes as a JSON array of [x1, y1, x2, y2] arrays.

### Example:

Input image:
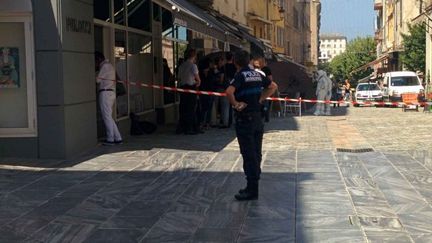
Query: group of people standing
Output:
[[175, 49, 274, 135]]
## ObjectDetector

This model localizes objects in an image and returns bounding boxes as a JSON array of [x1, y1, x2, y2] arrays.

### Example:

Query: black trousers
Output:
[[199, 95, 214, 125], [262, 100, 272, 122], [235, 112, 264, 191], [178, 85, 198, 133]]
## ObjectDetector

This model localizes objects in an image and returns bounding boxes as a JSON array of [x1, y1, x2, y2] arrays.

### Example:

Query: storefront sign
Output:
[[65, 17, 92, 34], [0, 47, 19, 88], [173, 17, 187, 28]]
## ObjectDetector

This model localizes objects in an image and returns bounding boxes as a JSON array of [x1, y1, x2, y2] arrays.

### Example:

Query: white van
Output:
[[382, 71, 424, 102]]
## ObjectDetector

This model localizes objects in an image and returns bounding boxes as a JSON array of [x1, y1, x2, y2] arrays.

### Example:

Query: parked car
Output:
[[382, 71, 425, 102], [354, 82, 383, 107]]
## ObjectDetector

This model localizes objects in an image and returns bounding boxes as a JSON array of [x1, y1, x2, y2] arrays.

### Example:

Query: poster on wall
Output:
[[0, 47, 20, 88]]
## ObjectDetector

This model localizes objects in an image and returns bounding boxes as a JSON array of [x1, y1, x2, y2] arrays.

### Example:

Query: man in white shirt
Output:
[[176, 49, 202, 135], [95, 52, 122, 145]]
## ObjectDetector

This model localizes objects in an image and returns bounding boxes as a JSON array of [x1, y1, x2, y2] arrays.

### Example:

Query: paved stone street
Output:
[[1, 106, 432, 242]]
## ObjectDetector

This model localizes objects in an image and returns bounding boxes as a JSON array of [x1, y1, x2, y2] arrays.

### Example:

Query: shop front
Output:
[[0, 0, 251, 159]]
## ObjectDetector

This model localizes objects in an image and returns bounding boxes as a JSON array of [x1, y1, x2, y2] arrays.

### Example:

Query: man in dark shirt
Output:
[[226, 51, 277, 201], [224, 52, 237, 127], [198, 58, 214, 129]]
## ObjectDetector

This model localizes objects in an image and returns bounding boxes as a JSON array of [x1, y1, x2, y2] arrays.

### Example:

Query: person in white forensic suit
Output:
[[95, 52, 122, 145], [314, 70, 333, 116]]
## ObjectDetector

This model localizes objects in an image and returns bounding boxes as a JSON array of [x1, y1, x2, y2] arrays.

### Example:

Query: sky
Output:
[[320, 0, 375, 40]]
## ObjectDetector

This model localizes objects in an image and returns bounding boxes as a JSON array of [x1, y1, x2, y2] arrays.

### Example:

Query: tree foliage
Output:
[[401, 22, 426, 72], [328, 37, 376, 84]]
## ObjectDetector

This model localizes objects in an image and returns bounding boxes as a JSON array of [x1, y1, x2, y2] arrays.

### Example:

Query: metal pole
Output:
[[299, 97, 302, 117]]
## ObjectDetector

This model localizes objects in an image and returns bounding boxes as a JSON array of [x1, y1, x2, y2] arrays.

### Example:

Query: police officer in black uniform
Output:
[[226, 51, 277, 201]]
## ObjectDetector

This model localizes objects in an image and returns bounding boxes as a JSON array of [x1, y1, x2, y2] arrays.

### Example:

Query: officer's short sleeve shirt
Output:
[[229, 67, 271, 112]]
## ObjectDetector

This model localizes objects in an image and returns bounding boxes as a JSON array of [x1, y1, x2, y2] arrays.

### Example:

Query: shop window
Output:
[[114, 0, 126, 25], [162, 8, 173, 38], [128, 33, 154, 113], [94, 0, 110, 22], [0, 16, 36, 137], [114, 30, 128, 118], [153, 3, 161, 22], [162, 39, 175, 105], [175, 26, 187, 41], [127, 0, 152, 32]]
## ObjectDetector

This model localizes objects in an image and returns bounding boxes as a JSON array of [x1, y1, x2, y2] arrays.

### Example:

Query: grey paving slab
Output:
[[1, 215, 52, 241], [411, 233, 432, 243], [297, 191, 351, 204], [192, 228, 239, 243], [296, 215, 357, 230], [100, 216, 157, 230], [200, 211, 245, 229], [296, 229, 365, 243], [363, 165, 396, 178], [23, 222, 96, 243], [238, 218, 295, 243], [55, 205, 116, 226], [297, 202, 355, 216], [350, 216, 404, 232], [141, 231, 192, 243], [83, 228, 145, 243], [297, 164, 340, 173], [151, 212, 205, 234], [247, 206, 294, 220], [365, 231, 413, 243], [355, 205, 397, 218], [116, 201, 171, 218], [24, 196, 84, 220], [4, 108, 432, 242], [344, 176, 377, 189], [296, 172, 342, 181], [399, 210, 432, 234], [297, 182, 347, 192], [348, 188, 389, 207]]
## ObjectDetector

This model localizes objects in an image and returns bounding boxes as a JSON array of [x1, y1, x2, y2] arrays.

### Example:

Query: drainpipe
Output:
[[266, 0, 269, 41]]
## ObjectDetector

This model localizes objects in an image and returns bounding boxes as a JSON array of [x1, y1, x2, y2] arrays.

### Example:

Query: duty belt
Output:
[[234, 111, 261, 121], [99, 89, 114, 93]]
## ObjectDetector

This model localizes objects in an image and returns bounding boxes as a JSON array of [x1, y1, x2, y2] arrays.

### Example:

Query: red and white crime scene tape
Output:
[[116, 80, 432, 107]]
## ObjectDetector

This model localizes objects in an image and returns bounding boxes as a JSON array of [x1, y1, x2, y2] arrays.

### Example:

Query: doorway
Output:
[[94, 24, 110, 139]]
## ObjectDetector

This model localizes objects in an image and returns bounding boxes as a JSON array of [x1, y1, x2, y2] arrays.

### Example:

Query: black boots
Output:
[[235, 182, 258, 201]]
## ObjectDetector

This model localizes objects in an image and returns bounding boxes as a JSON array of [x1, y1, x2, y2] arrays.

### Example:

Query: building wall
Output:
[[374, 0, 384, 58], [33, 0, 97, 159], [283, 0, 311, 64], [269, 0, 285, 54], [247, 0, 271, 42], [319, 35, 347, 63], [379, 0, 423, 72], [383, 0, 422, 52], [385, 2, 395, 51], [212, 0, 247, 25], [309, 0, 321, 68], [0, 0, 97, 159], [427, 29, 432, 83], [425, 1, 432, 85]]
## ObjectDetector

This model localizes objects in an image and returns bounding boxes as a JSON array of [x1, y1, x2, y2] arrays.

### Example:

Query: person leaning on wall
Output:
[[95, 52, 123, 146]]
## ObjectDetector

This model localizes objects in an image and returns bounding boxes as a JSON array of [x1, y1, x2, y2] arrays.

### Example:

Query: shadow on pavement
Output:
[[300, 105, 350, 117], [0, 166, 307, 242], [0, 116, 300, 168]]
